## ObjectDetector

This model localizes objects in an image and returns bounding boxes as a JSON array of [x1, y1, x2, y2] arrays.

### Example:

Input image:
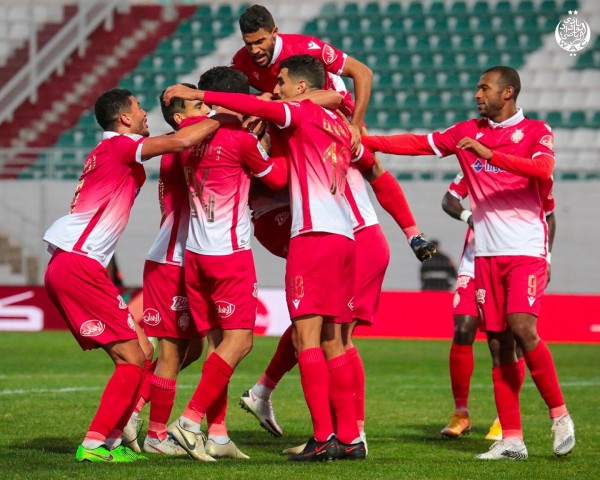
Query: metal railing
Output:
[[0, 0, 121, 125]]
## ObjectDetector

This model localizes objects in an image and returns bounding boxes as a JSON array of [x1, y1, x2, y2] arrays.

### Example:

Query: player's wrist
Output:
[[460, 210, 472, 223], [546, 252, 551, 264]]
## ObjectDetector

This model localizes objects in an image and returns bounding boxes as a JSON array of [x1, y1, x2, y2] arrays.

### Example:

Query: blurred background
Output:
[[0, 0, 598, 293]]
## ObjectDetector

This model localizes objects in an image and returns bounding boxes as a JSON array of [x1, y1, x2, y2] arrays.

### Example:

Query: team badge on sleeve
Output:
[[540, 134, 554, 150], [322, 44, 338, 65]]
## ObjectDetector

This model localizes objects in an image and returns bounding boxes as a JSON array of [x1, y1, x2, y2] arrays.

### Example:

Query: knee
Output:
[[453, 317, 477, 345]]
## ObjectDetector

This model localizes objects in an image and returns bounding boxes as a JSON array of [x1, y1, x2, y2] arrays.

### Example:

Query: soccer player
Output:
[[440, 173, 556, 440], [164, 54, 366, 461], [362, 66, 575, 460], [43, 88, 228, 462], [165, 67, 287, 462], [231, 4, 435, 262]]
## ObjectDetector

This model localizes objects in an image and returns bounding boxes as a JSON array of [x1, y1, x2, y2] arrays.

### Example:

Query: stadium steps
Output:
[[0, 5, 197, 179], [0, 234, 38, 285]]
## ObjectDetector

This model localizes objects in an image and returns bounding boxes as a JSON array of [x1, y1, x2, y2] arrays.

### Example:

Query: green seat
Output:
[[449, 1, 468, 15], [425, 92, 443, 108], [403, 94, 420, 111], [494, 1, 513, 14], [342, 3, 359, 16], [545, 111, 563, 127], [497, 16, 517, 33], [563, 0, 578, 12], [456, 35, 475, 51], [303, 19, 319, 36], [525, 111, 540, 120], [216, 22, 235, 36], [385, 2, 403, 18], [405, 111, 425, 129], [428, 2, 445, 17], [363, 1, 381, 16], [447, 92, 466, 108], [518, 0, 535, 12], [320, 2, 338, 17], [453, 17, 471, 33], [564, 111, 586, 128], [343, 17, 361, 34], [445, 73, 462, 89], [540, 0, 558, 12], [472, 1, 490, 14], [432, 17, 449, 31], [410, 18, 427, 33], [214, 4, 234, 20], [406, 2, 424, 17], [399, 73, 416, 88], [193, 5, 212, 19], [475, 16, 493, 33], [427, 111, 447, 129]]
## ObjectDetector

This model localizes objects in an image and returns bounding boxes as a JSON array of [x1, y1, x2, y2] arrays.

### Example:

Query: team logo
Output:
[[528, 296, 536, 307], [127, 314, 136, 331], [80, 319, 105, 337], [511, 129, 524, 144], [171, 296, 189, 311], [117, 295, 127, 309], [322, 44, 338, 65], [307, 40, 321, 50], [292, 299, 301, 309], [555, 10, 591, 56], [178, 312, 190, 331], [540, 134, 554, 150], [475, 132, 484, 140], [347, 297, 354, 311], [471, 159, 484, 172], [453, 291, 460, 308], [215, 301, 236, 318], [275, 211, 290, 226], [475, 289, 486, 305], [143, 308, 161, 326], [456, 276, 470, 289]]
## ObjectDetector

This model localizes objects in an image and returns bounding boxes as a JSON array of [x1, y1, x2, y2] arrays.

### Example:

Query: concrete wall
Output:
[[0, 179, 598, 293]]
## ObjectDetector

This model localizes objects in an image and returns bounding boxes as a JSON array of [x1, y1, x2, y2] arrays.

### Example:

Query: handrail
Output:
[[0, 0, 121, 125]]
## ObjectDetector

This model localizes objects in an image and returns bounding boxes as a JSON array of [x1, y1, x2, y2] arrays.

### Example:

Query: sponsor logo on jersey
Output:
[[143, 308, 161, 326], [540, 134, 554, 150], [80, 319, 105, 337], [456, 276, 470, 289], [511, 129, 524, 143], [178, 312, 190, 330], [472, 159, 484, 172], [215, 301, 236, 318], [471, 159, 505, 174], [171, 296, 189, 311], [475, 289, 486, 305], [555, 10, 591, 55], [117, 295, 127, 309], [322, 44, 338, 65]]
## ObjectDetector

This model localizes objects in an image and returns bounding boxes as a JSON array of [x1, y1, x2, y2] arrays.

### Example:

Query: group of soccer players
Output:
[[43, 4, 575, 464]]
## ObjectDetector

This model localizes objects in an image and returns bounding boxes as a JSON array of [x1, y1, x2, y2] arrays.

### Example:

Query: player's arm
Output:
[[456, 137, 554, 180], [255, 155, 288, 191], [242, 133, 288, 191], [442, 191, 473, 229], [282, 89, 342, 109], [340, 56, 373, 146], [140, 115, 224, 160], [362, 133, 436, 156], [545, 211, 556, 283]]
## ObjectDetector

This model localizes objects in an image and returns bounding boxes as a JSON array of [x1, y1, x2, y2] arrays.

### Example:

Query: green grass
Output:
[[1, 332, 599, 479]]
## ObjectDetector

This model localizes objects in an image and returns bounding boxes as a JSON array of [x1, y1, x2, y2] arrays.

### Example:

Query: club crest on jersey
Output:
[[178, 312, 190, 330], [540, 134, 554, 150], [476, 289, 486, 305], [117, 295, 127, 309], [143, 308, 161, 326], [322, 44, 338, 65], [216, 301, 236, 318], [171, 296, 189, 311], [456, 276, 470, 289], [80, 320, 105, 337], [511, 129, 524, 143]]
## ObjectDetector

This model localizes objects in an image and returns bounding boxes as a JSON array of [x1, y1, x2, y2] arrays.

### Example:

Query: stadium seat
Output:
[[342, 3, 359, 17], [494, 1, 513, 14], [405, 2, 424, 17], [320, 3, 338, 17], [564, 111, 587, 128], [449, 2, 468, 15], [363, 2, 381, 17], [472, 1, 491, 15], [385, 2, 403, 18]]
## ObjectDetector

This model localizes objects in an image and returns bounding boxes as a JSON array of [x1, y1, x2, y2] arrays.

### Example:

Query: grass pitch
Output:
[[1, 332, 598, 479]]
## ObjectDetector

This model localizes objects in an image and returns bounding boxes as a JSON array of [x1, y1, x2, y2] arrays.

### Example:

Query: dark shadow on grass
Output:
[[12, 436, 74, 454]]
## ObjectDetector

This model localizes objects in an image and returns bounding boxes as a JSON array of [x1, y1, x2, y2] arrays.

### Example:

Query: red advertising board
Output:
[[1, 286, 599, 343]]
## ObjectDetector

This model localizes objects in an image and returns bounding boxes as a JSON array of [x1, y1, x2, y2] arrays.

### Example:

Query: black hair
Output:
[[239, 5, 275, 34], [483, 65, 521, 100], [160, 82, 196, 130], [198, 67, 249, 94], [280, 55, 325, 90], [94, 88, 133, 131]]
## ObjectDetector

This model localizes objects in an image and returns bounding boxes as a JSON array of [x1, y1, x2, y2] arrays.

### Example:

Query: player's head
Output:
[[275, 55, 325, 99], [199, 66, 250, 94], [95, 88, 149, 136], [475, 66, 521, 121], [239, 5, 278, 68], [160, 83, 208, 130]]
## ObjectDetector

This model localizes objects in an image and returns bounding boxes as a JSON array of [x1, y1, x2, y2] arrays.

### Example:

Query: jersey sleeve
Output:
[[304, 35, 347, 76], [240, 132, 273, 176], [447, 173, 469, 200], [428, 124, 460, 158], [110, 135, 146, 164]]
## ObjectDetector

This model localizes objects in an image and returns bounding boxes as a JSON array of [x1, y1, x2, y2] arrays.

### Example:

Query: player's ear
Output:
[[504, 86, 514, 101], [297, 79, 307, 95], [119, 111, 132, 128], [272, 26, 279, 37]]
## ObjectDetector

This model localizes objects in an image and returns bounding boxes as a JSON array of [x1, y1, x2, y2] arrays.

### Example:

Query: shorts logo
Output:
[[453, 291, 460, 308], [456, 276, 470, 289], [347, 297, 354, 311], [171, 296, 189, 311], [80, 319, 105, 337], [475, 289, 486, 305], [215, 301, 236, 318], [322, 44, 338, 65], [143, 308, 161, 326], [178, 312, 190, 331], [127, 314, 136, 331], [511, 129, 524, 144], [528, 296, 536, 307], [292, 299, 301, 309], [540, 134, 554, 150], [275, 211, 290, 226], [117, 295, 127, 309]]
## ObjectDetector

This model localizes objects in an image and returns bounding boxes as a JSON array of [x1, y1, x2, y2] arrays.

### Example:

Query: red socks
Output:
[[147, 375, 177, 441], [492, 361, 524, 440], [206, 386, 229, 437], [346, 346, 365, 425], [263, 325, 298, 387], [298, 347, 333, 442], [370, 171, 419, 240], [449, 343, 474, 412], [524, 341, 567, 417], [183, 353, 233, 424], [328, 353, 360, 444], [87, 363, 142, 441]]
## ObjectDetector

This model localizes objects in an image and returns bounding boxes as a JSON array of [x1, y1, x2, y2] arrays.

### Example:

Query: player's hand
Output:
[[546, 262, 552, 285], [467, 215, 474, 230], [243, 115, 266, 137], [456, 137, 492, 160], [348, 124, 361, 153], [163, 84, 204, 106]]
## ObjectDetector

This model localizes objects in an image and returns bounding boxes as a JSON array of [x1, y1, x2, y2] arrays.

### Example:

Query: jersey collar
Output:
[[487, 108, 524, 128], [269, 35, 283, 67], [103, 131, 120, 139]]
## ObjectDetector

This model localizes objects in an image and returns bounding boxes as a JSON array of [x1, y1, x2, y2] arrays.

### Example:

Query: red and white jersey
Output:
[[180, 116, 273, 255], [44, 132, 146, 267], [429, 109, 554, 258], [230, 33, 355, 115], [145, 152, 190, 266], [345, 164, 378, 232], [271, 100, 354, 239]]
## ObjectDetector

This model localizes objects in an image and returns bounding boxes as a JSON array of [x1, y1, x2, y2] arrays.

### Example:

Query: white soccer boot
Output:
[[168, 419, 216, 461], [143, 434, 188, 455], [239, 388, 283, 437], [205, 439, 250, 459], [122, 415, 142, 453], [552, 414, 575, 456], [475, 440, 528, 460]]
